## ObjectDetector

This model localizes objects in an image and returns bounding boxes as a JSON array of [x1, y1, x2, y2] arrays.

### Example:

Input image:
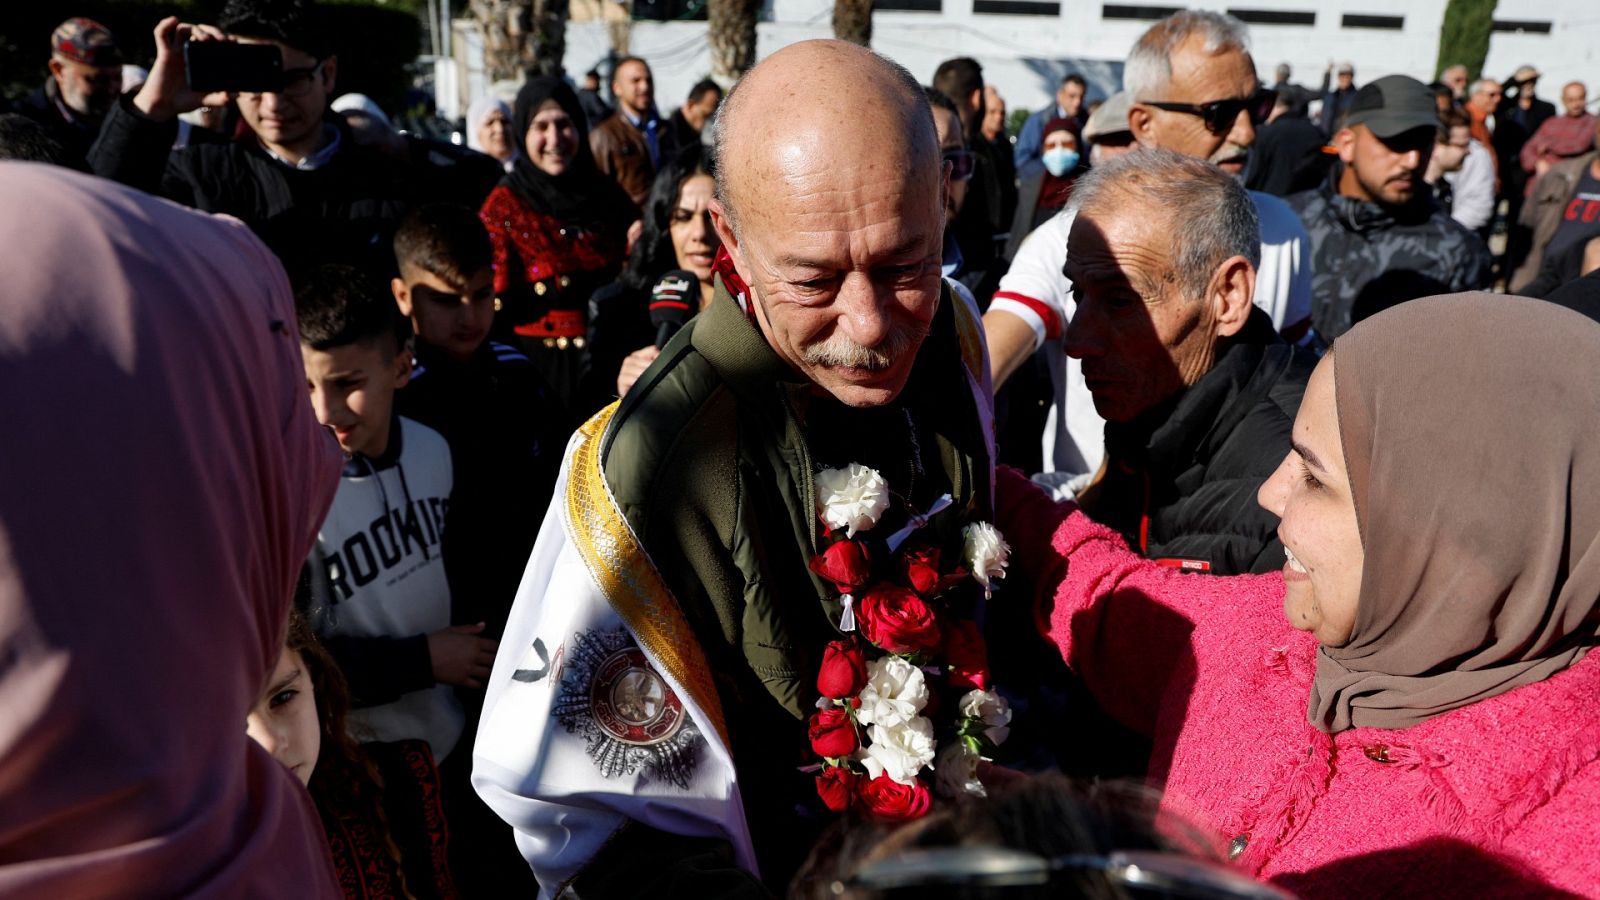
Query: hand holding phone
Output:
[[132, 16, 234, 122]]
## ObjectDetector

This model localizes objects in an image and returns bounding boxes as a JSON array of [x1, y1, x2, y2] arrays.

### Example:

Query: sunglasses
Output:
[[943, 149, 975, 182], [836, 846, 1295, 898], [1142, 87, 1277, 135]]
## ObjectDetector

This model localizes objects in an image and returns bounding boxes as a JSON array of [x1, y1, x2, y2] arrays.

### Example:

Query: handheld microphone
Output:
[[649, 270, 697, 348]]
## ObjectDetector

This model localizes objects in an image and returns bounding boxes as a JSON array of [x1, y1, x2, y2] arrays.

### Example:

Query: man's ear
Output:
[[1128, 103, 1157, 147], [390, 277, 413, 317], [1333, 127, 1357, 164], [1209, 255, 1256, 338], [708, 198, 749, 282], [47, 58, 65, 82], [321, 54, 338, 95]]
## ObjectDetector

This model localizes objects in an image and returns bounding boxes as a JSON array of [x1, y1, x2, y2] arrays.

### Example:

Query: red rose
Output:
[[857, 584, 942, 655], [856, 772, 932, 821], [900, 545, 942, 595], [943, 619, 990, 691], [809, 539, 872, 595], [817, 639, 868, 699], [808, 707, 858, 758], [815, 765, 857, 812]]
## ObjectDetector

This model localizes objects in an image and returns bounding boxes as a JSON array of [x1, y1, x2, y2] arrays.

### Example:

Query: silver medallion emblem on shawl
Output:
[[553, 628, 701, 788]]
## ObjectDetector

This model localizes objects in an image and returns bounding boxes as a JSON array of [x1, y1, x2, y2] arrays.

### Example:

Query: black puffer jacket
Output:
[[88, 95, 413, 276], [1288, 181, 1492, 347], [1087, 309, 1314, 575]]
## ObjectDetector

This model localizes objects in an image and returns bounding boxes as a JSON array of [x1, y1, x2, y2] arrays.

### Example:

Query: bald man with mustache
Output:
[[472, 40, 999, 897]]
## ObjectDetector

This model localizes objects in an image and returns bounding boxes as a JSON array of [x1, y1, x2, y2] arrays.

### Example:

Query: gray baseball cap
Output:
[[1083, 91, 1131, 143], [1344, 74, 1439, 138]]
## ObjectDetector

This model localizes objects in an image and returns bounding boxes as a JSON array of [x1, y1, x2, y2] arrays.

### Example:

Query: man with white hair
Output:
[[983, 9, 1312, 516], [1062, 147, 1313, 574]]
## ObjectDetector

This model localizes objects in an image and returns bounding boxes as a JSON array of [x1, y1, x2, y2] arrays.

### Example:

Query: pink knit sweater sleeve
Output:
[[997, 467, 1282, 737]]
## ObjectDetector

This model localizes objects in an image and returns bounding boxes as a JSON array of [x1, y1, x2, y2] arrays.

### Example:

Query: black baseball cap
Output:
[[1344, 75, 1439, 138]]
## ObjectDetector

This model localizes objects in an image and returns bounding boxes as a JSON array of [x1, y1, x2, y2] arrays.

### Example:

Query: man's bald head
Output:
[[711, 40, 938, 236]]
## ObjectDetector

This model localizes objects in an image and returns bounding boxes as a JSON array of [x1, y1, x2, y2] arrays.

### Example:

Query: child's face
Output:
[[392, 266, 495, 364], [246, 648, 321, 786], [302, 339, 410, 459]]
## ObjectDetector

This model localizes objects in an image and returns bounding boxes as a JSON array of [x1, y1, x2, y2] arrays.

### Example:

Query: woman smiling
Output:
[[999, 292, 1600, 896], [479, 76, 638, 413]]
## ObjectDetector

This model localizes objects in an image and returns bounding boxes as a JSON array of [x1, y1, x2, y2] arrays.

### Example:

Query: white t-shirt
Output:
[[989, 191, 1313, 497]]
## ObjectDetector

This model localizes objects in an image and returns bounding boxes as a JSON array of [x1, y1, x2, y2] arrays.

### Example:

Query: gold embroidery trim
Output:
[[565, 403, 731, 748], [948, 283, 985, 385]]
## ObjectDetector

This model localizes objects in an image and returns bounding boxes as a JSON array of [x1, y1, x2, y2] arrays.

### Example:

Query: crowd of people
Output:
[[3, 1, 1599, 898]]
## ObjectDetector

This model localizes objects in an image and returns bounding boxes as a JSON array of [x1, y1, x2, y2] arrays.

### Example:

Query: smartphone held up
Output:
[[184, 41, 282, 94]]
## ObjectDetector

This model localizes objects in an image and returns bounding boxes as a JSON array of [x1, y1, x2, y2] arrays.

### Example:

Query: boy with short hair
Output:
[[295, 263, 497, 765], [392, 205, 566, 636], [391, 205, 559, 895]]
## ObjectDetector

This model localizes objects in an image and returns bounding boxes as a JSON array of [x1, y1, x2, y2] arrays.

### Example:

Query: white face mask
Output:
[[1042, 147, 1080, 177]]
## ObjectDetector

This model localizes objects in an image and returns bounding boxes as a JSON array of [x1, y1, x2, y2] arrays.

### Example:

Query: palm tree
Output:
[[471, 0, 568, 80], [708, 0, 759, 82], [832, 0, 871, 46]]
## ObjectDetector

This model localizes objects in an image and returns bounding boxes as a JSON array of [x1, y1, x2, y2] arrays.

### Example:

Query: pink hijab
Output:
[[0, 164, 343, 894], [1312, 293, 1600, 732]]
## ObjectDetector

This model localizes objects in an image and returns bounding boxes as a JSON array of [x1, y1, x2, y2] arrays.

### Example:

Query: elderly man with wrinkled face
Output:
[[1061, 148, 1314, 576], [473, 40, 1000, 897], [984, 9, 1313, 518]]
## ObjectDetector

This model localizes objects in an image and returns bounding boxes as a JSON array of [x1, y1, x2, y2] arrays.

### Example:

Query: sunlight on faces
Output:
[[1133, 36, 1259, 175], [1432, 125, 1471, 174], [477, 108, 514, 161], [246, 647, 321, 786], [232, 38, 333, 153], [1063, 199, 1225, 423], [1338, 124, 1434, 206], [301, 338, 410, 458], [524, 99, 579, 176], [1562, 82, 1587, 118], [671, 174, 721, 290], [1057, 80, 1085, 117], [716, 130, 946, 408], [612, 59, 654, 117], [393, 266, 495, 363], [50, 57, 121, 116], [1256, 358, 1363, 646]]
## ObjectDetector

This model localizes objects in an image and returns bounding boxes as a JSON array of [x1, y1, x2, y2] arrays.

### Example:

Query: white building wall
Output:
[[542, 0, 1596, 123]]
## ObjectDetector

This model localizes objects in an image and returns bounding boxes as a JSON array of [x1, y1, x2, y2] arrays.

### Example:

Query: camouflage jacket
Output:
[[1287, 183, 1493, 347]]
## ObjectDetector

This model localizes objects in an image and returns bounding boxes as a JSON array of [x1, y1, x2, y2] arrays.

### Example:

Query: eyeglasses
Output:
[[943, 149, 975, 182], [1142, 88, 1277, 135], [241, 59, 326, 99], [835, 846, 1295, 899]]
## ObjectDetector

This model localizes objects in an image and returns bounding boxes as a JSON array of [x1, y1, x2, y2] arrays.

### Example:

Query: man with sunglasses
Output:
[[1286, 75, 1492, 347], [89, 0, 414, 277], [983, 9, 1313, 513]]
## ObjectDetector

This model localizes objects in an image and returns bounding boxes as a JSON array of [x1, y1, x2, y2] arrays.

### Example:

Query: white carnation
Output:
[[856, 656, 928, 729], [963, 521, 1011, 598], [934, 742, 986, 798], [959, 689, 1012, 746], [815, 464, 891, 537], [861, 716, 936, 785]]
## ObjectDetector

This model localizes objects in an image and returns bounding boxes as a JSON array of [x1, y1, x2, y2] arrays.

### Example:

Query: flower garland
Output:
[[805, 463, 1012, 820]]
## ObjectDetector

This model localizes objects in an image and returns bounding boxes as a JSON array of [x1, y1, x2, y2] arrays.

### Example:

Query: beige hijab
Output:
[[1312, 293, 1600, 732]]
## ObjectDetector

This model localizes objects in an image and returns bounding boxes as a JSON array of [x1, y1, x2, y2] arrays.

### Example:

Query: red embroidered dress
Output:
[[480, 185, 625, 409]]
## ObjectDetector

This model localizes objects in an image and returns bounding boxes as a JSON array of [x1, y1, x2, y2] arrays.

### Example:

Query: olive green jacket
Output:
[[577, 278, 995, 896]]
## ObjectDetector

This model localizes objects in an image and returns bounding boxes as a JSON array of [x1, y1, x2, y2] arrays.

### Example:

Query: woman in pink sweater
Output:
[[999, 293, 1600, 897]]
